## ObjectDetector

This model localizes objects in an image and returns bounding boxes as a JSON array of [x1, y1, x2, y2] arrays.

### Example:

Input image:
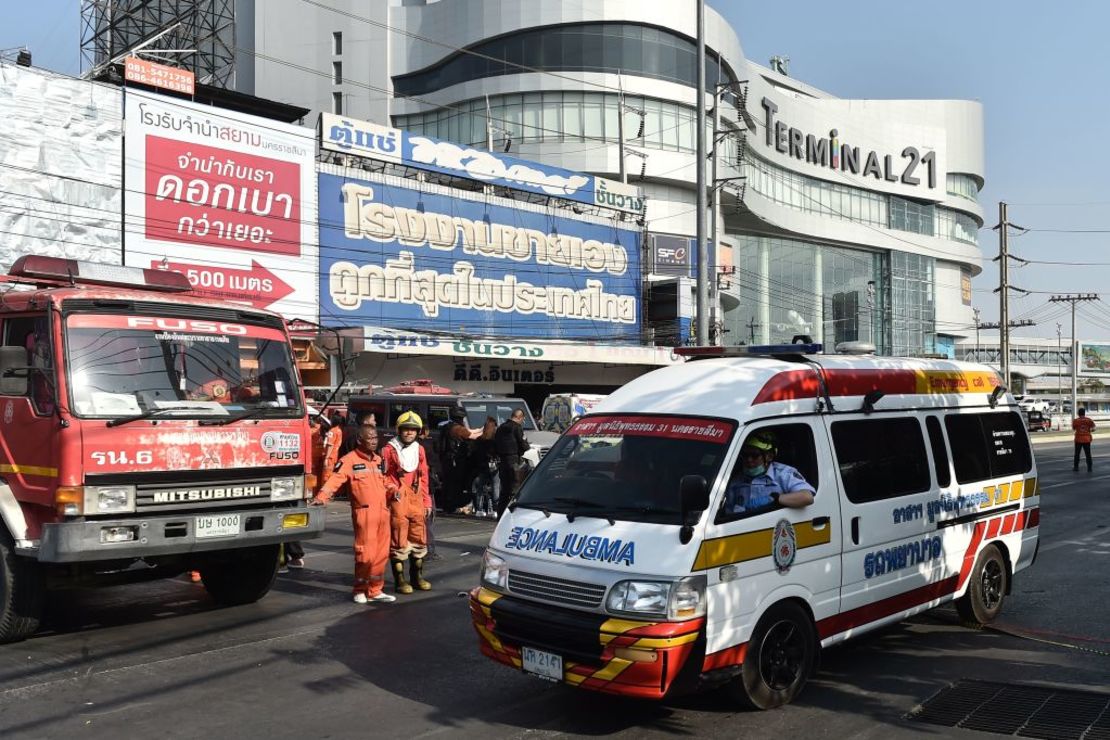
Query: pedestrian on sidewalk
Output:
[[1073, 407, 1096, 472], [311, 426, 397, 604]]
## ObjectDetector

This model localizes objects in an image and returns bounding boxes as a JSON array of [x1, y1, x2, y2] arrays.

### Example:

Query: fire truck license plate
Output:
[[521, 647, 563, 682], [195, 514, 241, 539]]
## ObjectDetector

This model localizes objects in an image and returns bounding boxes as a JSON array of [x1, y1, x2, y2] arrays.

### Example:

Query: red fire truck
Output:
[[0, 256, 324, 643]]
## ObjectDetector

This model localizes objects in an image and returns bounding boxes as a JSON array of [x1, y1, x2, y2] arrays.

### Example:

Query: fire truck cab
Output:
[[0, 257, 324, 643]]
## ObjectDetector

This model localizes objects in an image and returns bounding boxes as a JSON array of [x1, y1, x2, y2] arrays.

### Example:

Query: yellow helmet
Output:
[[396, 410, 423, 430]]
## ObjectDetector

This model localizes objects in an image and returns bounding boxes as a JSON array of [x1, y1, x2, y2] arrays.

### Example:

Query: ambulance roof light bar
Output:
[[675, 342, 824, 359], [7, 256, 193, 293]]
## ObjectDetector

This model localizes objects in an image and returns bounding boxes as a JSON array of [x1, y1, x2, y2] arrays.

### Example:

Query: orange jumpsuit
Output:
[[309, 424, 327, 494], [320, 425, 343, 490], [315, 449, 394, 597], [382, 441, 430, 561]]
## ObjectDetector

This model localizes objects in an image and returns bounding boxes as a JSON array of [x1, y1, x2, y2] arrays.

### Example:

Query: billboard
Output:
[[318, 172, 641, 340], [320, 113, 645, 216], [124, 91, 317, 320], [1078, 343, 1110, 376]]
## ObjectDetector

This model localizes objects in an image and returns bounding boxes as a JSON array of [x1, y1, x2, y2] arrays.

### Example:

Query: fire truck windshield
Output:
[[64, 314, 302, 419]]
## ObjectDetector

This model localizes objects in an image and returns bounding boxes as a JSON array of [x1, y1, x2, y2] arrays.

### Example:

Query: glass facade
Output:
[[394, 91, 735, 161], [393, 22, 739, 97], [730, 234, 886, 351], [946, 173, 980, 201], [744, 154, 979, 245], [889, 251, 936, 357]]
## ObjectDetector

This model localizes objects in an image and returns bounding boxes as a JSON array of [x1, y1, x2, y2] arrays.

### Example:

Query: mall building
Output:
[[226, 0, 985, 356]]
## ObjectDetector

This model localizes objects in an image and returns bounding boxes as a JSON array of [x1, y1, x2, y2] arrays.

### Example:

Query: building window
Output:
[[332, 32, 342, 55], [392, 21, 740, 97], [332, 61, 342, 85], [332, 92, 343, 115], [889, 196, 935, 236], [946, 173, 979, 202]]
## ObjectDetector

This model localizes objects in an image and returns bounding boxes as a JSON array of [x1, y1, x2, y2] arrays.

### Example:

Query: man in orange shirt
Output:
[[1073, 407, 1096, 472], [312, 426, 398, 604]]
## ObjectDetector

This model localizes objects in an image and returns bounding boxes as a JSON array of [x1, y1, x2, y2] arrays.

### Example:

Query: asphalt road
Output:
[[0, 438, 1108, 739]]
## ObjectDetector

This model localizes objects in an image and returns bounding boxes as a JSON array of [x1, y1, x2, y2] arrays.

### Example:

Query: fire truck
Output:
[[0, 256, 325, 643]]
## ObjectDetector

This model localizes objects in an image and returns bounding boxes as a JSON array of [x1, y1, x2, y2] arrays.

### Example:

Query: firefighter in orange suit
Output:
[[382, 411, 432, 594], [320, 414, 344, 491], [311, 426, 397, 604]]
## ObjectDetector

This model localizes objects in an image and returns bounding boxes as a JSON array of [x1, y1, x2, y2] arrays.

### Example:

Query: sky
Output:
[[3, 0, 1110, 341]]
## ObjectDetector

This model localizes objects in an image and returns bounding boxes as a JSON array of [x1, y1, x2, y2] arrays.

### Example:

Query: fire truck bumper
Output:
[[35, 505, 326, 563]]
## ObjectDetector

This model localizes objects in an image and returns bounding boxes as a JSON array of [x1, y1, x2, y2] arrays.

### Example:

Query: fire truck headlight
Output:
[[270, 476, 302, 501], [480, 550, 509, 591], [607, 581, 671, 618], [86, 485, 136, 514]]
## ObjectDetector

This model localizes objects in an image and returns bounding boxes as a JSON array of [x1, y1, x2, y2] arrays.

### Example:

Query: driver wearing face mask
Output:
[[725, 432, 815, 515]]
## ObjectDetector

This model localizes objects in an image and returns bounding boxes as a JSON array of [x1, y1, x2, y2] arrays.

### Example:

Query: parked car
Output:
[[1026, 410, 1050, 432]]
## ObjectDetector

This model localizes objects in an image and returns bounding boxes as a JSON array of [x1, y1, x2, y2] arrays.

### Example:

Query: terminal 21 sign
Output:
[[318, 172, 642, 340], [320, 113, 645, 216]]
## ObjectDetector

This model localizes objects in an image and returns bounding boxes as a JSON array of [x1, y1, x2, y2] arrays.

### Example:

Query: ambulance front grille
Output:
[[507, 570, 606, 608]]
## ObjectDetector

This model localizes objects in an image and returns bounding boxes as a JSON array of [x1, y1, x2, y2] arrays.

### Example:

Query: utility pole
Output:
[[992, 202, 1029, 390], [617, 72, 626, 184], [709, 76, 722, 346], [694, 0, 709, 346], [1049, 293, 1099, 422], [1057, 322, 1063, 416], [997, 202, 1011, 388], [747, 316, 760, 344], [973, 308, 981, 361]]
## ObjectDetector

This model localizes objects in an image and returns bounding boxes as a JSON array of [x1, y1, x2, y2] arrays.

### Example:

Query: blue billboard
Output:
[[320, 113, 645, 216], [318, 173, 642, 340]]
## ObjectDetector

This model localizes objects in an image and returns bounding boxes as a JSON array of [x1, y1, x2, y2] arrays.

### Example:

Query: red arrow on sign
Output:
[[152, 260, 295, 310]]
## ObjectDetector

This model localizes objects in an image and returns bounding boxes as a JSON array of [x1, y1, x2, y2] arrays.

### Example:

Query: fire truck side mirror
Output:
[[0, 347, 29, 396]]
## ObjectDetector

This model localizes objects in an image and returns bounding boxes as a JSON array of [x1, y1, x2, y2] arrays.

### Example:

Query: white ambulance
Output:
[[469, 344, 1039, 708]]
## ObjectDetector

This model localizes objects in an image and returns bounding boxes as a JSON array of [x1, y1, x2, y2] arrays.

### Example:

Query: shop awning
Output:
[[359, 328, 683, 367]]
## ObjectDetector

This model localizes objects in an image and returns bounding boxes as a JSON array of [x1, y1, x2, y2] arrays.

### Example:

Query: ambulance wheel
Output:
[[733, 601, 817, 710], [0, 532, 43, 644], [201, 544, 280, 606], [956, 544, 1008, 626]]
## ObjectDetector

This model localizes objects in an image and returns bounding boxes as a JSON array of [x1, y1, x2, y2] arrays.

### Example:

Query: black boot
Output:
[[391, 558, 413, 594], [410, 557, 431, 591]]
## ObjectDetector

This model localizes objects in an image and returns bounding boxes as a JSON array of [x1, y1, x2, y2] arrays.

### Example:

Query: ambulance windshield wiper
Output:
[[105, 405, 214, 428], [552, 497, 616, 526]]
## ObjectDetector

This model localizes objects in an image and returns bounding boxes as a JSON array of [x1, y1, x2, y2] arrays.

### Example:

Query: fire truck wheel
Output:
[[200, 544, 280, 606], [730, 601, 817, 710], [0, 532, 43, 644], [956, 544, 1008, 626]]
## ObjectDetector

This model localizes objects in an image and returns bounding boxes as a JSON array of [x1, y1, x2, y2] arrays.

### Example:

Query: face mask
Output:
[[744, 464, 766, 478]]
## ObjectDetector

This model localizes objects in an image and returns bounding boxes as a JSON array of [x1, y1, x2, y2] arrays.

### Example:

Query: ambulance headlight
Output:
[[606, 576, 707, 621], [606, 580, 670, 618], [668, 575, 707, 620], [270, 476, 303, 502], [481, 550, 509, 591]]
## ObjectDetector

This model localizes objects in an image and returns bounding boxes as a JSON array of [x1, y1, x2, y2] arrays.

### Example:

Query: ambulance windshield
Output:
[[65, 314, 302, 419], [516, 414, 736, 525]]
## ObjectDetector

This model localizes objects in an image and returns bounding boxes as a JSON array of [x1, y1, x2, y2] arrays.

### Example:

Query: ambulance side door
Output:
[[701, 420, 841, 657], [829, 414, 945, 623]]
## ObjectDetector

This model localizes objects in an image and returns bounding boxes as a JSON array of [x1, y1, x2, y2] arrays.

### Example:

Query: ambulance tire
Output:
[[0, 532, 43, 644], [956, 544, 1008, 626], [733, 601, 817, 710], [200, 544, 280, 606]]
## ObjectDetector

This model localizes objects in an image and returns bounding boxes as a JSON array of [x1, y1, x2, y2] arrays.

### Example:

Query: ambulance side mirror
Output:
[[0, 347, 29, 396], [679, 474, 710, 545]]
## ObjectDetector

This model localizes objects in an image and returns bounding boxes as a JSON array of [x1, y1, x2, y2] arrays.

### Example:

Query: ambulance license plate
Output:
[[521, 646, 563, 682], [195, 514, 241, 539]]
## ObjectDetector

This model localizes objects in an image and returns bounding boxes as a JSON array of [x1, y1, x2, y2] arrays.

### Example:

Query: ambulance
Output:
[[469, 343, 1039, 708]]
